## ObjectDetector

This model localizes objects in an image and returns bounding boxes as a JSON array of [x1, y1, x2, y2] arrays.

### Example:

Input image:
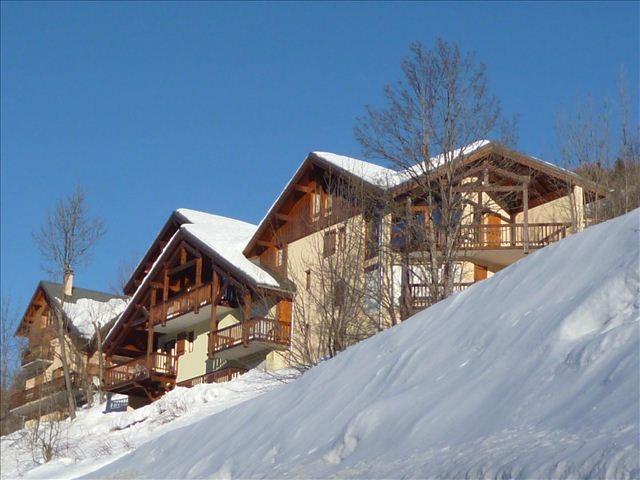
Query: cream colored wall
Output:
[[167, 320, 210, 383], [24, 331, 89, 389], [514, 187, 583, 229], [285, 214, 369, 363]]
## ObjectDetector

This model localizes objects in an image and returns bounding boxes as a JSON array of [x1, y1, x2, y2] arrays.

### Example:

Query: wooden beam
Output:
[[453, 184, 524, 193], [275, 213, 293, 222], [294, 184, 312, 193], [256, 239, 276, 248], [168, 258, 197, 276]]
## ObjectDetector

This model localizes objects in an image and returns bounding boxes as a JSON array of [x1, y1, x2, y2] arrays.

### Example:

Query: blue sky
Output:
[[1, 2, 638, 313]]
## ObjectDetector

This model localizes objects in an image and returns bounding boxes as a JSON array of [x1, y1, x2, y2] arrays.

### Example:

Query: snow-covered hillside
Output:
[[0, 371, 298, 479], [85, 210, 640, 479]]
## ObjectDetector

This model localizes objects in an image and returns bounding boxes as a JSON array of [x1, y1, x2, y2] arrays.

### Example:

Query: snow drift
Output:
[[90, 211, 639, 478]]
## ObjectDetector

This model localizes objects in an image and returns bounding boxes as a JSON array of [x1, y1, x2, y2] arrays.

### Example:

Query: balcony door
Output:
[[485, 213, 502, 247]]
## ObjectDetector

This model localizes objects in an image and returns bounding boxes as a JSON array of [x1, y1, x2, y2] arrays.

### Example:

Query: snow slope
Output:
[[0, 370, 298, 479], [87, 210, 640, 479]]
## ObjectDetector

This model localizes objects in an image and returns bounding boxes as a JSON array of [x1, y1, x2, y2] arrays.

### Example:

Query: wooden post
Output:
[[208, 270, 219, 357], [523, 183, 529, 254], [162, 267, 169, 326], [481, 164, 489, 245], [509, 213, 517, 247], [242, 290, 252, 347], [195, 257, 202, 287], [147, 290, 157, 369]]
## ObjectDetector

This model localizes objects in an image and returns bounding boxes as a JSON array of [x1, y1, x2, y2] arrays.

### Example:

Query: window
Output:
[[324, 193, 333, 216], [305, 269, 311, 291], [323, 230, 337, 257], [338, 226, 346, 250], [365, 215, 381, 259], [275, 245, 287, 270], [391, 216, 407, 251], [333, 279, 347, 308], [311, 186, 321, 220]]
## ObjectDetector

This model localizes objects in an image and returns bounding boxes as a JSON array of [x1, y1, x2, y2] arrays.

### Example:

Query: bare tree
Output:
[[555, 71, 639, 224], [33, 188, 106, 420], [285, 174, 382, 369], [355, 40, 511, 304], [0, 297, 25, 434], [109, 254, 138, 295]]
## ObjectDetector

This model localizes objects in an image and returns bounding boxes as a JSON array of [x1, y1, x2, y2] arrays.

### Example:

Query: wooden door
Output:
[[474, 264, 488, 282], [485, 214, 502, 247], [276, 299, 292, 343]]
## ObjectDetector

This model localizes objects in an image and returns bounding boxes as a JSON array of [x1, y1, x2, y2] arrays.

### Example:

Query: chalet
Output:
[[103, 141, 606, 405], [243, 141, 605, 315], [102, 210, 294, 406], [11, 279, 126, 422]]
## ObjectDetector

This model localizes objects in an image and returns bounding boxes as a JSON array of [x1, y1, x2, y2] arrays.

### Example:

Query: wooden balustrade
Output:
[[103, 352, 177, 389], [9, 373, 78, 410], [176, 367, 247, 388], [459, 223, 570, 249], [21, 345, 54, 365], [149, 282, 213, 326], [209, 317, 291, 355], [409, 282, 473, 310]]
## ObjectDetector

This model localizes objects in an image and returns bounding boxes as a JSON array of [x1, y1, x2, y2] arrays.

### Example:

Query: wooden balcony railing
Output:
[[103, 352, 177, 389], [459, 222, 570, 250], [149, 282, 213, 326], [176, 366, 247, 388], [209, 317, 291, 355], [21, 345, 54, 365], [10, 373, 78, 410], [409, 282, 473, 310]]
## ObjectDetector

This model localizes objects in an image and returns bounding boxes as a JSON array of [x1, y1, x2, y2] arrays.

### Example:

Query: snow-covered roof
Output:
[[104, 210, 283, 347], [34, 281, 128, 342], [181, 217, 280, 288], [60, 297, 128, 340], [312, 152, 399, 188], [313, 140, 492, 189]]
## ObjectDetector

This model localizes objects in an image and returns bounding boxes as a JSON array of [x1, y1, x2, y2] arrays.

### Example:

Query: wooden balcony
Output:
[[410, 282, 473, 310], [459, 223, 570, 250], [9, 373, 79, 415], [103, 352, 177, 395], [209, 317, 291, 360], [149, 282, 213, 326], [20, 345, 54, 378], [176, 366, 247, 388], [21, 345, 54, 365]]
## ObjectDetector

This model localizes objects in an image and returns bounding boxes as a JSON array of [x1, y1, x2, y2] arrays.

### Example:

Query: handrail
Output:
[[209, 317, 291, 354], [149, 282, 213, 326], [459, 222, 571, 249], [9, 373, 78, 409], [103, 352, 177, 388], [176, 367, 247, 388], [21, 345, 54, 365], [409, 282, 473, 309]]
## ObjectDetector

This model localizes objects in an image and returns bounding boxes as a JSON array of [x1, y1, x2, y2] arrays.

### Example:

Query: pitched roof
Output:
[[243, 140, 606, 257], [103, 210, 289, 349], [19, 281, 128, 342]]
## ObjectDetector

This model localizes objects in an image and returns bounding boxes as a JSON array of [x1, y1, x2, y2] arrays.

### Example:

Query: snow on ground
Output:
[[60, 298, 128, 340], [85, 210, 639, 479], [0, 370, 298, 479]]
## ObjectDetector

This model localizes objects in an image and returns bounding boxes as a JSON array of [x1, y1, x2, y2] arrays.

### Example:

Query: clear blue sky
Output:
[[2, 2, 638, 312]]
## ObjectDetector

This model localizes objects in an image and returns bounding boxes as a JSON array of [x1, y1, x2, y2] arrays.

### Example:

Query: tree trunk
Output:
[[56, 289, 76, 420]]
